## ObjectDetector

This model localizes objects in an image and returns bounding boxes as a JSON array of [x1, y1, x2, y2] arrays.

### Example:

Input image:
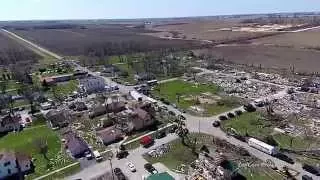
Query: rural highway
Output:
[[5, 28, 318, 179], [0, 29, 63, 60]]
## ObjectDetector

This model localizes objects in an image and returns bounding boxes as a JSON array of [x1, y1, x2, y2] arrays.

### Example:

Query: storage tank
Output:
[[248, 138, 276, 155]]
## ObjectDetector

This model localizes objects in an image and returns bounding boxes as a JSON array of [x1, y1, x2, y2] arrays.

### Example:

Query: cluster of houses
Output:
[[43, 88, 158, 158]]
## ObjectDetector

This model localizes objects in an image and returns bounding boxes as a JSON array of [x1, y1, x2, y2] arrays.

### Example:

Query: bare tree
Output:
[[18, 84, 38, 114], [34, 138, 49, 162], [0, 81, 7, 94]]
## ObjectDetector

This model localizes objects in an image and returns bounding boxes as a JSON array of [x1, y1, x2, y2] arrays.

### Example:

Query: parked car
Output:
[[212, 121, 220, 127], [126, 162, 136, 172], [244, 104, 256, 112], [168, 111, 176, 116], [169, 125, 178, 133], [160, 106, 168, 111], [227, 112, 235, 118], [302, 175, 313, 180], [235, 110, 243, 116], [302, 164, 320, 176], [275, 153, 294, 164], [156, 131, 167, 139], [144, 163, 158, 174], [218, 115, 228, 121], [178, 115, 186, 120], [93, 150, 103, 162], [114, 168, 126, 180], [85, 151, 93, 160], [116, 150, 129, 159]]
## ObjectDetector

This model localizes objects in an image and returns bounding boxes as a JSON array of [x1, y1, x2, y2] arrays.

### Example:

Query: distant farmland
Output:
[[12, 26, 201, 56], [194, 45, 320, 73], [251, 31, 320, 49], [0, 32, 40, 65]]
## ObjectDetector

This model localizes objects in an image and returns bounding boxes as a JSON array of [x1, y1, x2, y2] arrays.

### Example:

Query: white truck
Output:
[[248, 138, 277, 156], [93, 150, 103, 162]]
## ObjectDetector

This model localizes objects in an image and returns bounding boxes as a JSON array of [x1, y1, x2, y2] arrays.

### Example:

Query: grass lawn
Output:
[[221, 112, 273, 138], [0, 125, 75, 179], [152, 80, 237, 116], [144, 133, 214, 171], [12, 99, 29, 108], [4, 80, 21, 90]]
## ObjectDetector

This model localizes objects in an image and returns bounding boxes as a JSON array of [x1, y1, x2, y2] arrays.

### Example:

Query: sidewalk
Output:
[[34, 162, 79, 180]]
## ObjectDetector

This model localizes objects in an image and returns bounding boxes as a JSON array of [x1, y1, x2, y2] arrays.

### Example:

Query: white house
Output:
[[0, 115, 21, 133], [0, 152, 33, 179], [0, 152, 18, 179], [80, 77, 105, 94]]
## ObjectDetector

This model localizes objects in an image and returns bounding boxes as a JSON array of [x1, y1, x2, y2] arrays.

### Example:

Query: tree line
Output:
[[0, 48, 39, 65]]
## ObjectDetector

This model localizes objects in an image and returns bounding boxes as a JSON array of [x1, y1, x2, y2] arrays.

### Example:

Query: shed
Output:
[[147, 172, 175, 180]]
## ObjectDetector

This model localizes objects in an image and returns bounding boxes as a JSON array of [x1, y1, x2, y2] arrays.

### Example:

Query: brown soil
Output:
[[194, 45, 320, 73]]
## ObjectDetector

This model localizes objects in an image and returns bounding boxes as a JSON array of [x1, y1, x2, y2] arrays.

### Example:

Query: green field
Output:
[[221, 112, 273, 138], [12, 99, 29, 108], [152, 80, 237, 116], [0, 125, 74, 179]]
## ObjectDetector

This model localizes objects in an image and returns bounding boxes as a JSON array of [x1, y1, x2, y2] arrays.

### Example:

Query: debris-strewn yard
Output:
[[152, 80, 238, 116], [0, 125, 75, 179], [221, 112, 273, 138], [143, 133, 213, 171], [49, 79, 79, 98]]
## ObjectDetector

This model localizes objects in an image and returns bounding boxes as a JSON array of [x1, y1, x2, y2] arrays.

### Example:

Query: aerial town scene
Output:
[[1, 1, 320, 180]]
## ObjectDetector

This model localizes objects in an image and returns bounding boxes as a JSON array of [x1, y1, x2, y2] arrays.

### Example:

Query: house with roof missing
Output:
[[0, 151, 33, 179], [0, 115, 22, 133], [106, 101, 126, 114], [45, 110, 71, 129], [63, 131, 89, 158], [130, 108, 155, 131], [96, 126, 124, 145]]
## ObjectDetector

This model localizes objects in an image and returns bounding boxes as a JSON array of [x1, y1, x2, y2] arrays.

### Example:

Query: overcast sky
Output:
[[0, 0, 319, 21]]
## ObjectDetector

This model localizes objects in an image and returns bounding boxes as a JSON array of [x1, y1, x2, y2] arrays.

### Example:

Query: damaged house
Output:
[[45, 110, 71, 129], [96, 126, 124, 145]]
